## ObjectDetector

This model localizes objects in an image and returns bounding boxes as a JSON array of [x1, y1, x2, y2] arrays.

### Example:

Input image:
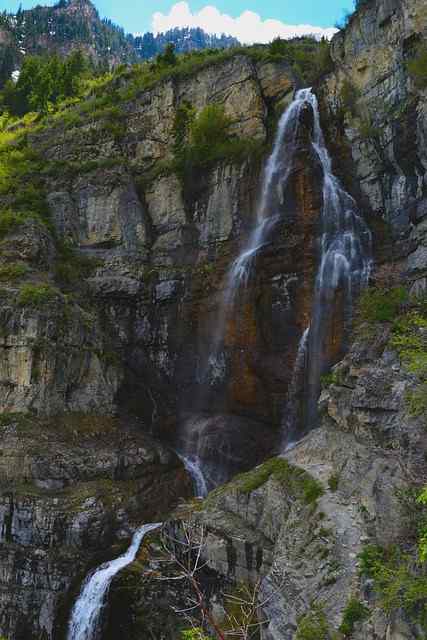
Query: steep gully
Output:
[[67, 88, 372, 638]]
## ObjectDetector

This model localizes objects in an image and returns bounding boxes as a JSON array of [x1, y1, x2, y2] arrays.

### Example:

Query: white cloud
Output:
[[151, 2, 337, 44]]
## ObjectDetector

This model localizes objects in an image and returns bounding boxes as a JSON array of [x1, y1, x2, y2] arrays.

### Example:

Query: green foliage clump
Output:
[[181, 629, 209, 640], [328, 474, 339, 492], [268, 37, 333, 83], [296, 605, 330, 640], [358, 286, 407, 323], [407, 44, 427, 89], [358, 116, 381, 143], [1, 50, 90, 116], [321, 370, 341, 387], [338, 598, 369, 636], [156, 43, 177, 68], [358, 543, 427, 631], [0, 209, 27, 239], [0, 124, 50, 233], [18, 283, 59, 308], [417, 488, 427, 562], [391, 311, 427, 379], [0, 263, 28, 281], [54, 243, 101, 286], [190, 104, 230, 152], [406, 383, 427, 418], [174, 103, 265, 190]]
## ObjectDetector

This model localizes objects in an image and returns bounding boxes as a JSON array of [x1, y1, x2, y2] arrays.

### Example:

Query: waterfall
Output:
[[200, 89, 311, 391], [179, 453, 208, 498], [191, 87, 371, 460], [302, 90, 372, 431], [283, 326, 310, 447], [67, 522, 162, 640]]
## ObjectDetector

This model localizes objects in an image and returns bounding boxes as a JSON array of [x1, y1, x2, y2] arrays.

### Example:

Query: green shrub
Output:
[[358, 116, 380, 142], [156, 43, 177, 68], [54, 246, 101, 286], [189, 104, 231, 154], [0, 263, 28, 281], [358, 544, 386, 578], [181, 630, 208, 640], [0, 132, 49, 226], [358, 286, 407, 323], [18, 283, 59, 307], [407, 44, 427, 89], [358, 544, 427, 630], [417, 488, 427, 562], [391, 312, 427, 379], [338, 598, 369, 636], [328, 474, 339, 492], [0, 412, 30, 427], [296, 605, 330, 640], [406, 384, 427, 418], [0, 210, 27, 238], [174, 103, 265, 191], [321, 371, 341, 387], [268, 37, 333, 83]]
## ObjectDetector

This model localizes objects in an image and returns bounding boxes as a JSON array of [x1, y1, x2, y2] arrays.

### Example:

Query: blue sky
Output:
[[0, 1, 354, 37]]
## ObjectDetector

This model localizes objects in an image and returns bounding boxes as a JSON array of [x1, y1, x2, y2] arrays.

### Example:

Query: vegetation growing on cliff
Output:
[[338, 598, 369, 636], [295, 605, 330, 640], [174, 103, 264, 189], [0, 122, 50, 239], [407, 44, 427, 89], [18, 283, 60, 307], [358, 544, 427, 631], [0, 34, 332, 124], [206, 457, 324, 506], [358, 486, 427, 632], [358, 286, 407, 323]]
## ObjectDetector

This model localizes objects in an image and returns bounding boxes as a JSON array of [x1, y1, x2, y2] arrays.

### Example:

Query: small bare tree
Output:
[[159, 521, 282, 639]]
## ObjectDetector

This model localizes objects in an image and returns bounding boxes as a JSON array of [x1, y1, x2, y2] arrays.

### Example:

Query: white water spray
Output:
[[179, 453, 208, 498], [303, 90, 372, 429], [67, 522, 162, 640]]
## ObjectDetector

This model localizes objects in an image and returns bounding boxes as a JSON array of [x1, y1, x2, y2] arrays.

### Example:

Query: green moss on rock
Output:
[[206, 457, 324, 506]]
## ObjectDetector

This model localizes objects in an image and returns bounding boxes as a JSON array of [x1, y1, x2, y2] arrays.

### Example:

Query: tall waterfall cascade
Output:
[[303, 88, 372, 432], [200, 88, 372, 442], [67, 522, 162, 640]]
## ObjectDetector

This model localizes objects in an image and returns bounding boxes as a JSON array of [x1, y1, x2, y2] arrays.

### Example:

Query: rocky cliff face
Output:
[[97, 1, 427, 638], [0, 53, 301, 638], [4, 54, 298, 429], [321, 0, 427, 292], [0, 0, 426, 638], [0, 413, 191, 639]]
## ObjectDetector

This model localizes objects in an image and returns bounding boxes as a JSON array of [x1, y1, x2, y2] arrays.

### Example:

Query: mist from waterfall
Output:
[[67, 522, 162, 640]]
